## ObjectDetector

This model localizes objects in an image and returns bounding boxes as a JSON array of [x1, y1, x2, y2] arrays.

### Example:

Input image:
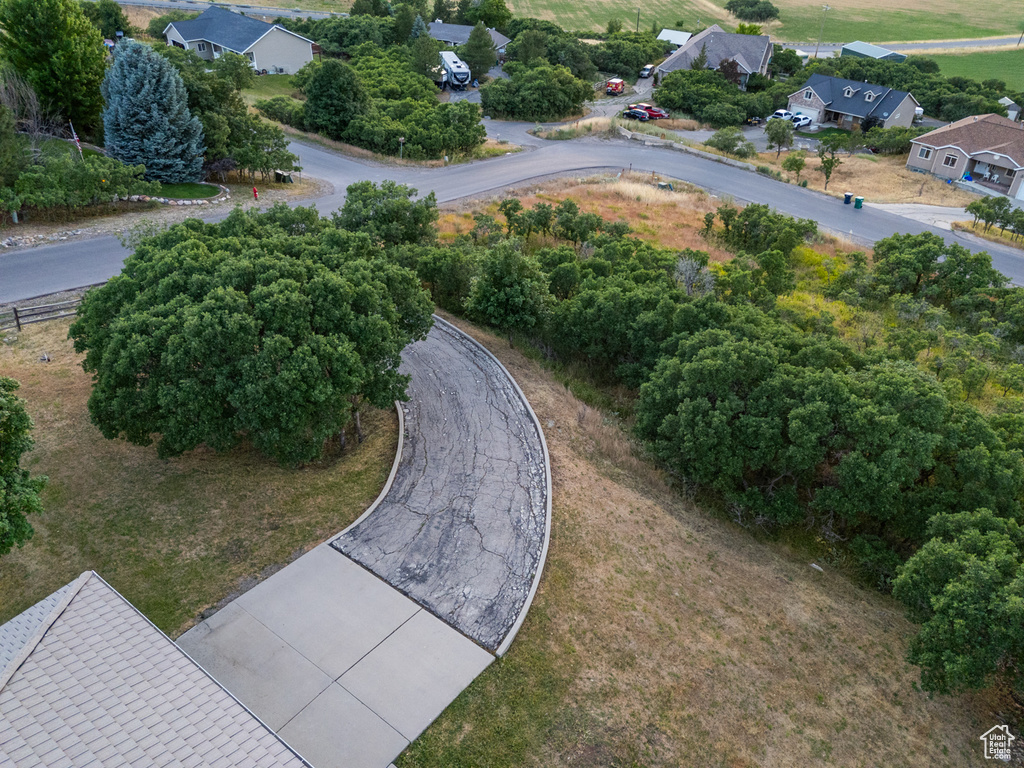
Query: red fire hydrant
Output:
[[253, 186, 259, 201]]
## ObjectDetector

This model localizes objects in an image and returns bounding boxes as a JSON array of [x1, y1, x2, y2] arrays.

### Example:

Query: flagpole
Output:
[[69, 121, 83, 159]]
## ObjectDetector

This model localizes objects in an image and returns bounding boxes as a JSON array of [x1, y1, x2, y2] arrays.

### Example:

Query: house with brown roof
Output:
[[907, 114, 1024, 201], [0, 572, 311, 767], [788, 73, 918, 129], [655, 24, 771, 89]]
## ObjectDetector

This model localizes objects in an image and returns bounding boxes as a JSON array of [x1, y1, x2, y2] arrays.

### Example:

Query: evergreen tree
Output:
[[411, 32, 442, 78], [460, 22, 497, 80], [0, 0, 107, 135], [690, 43, 709, 70], [102, 40, 204, 183], [431, 0, 451, 22], [410, 14, 428, 39], [394, 3, 417, 41]]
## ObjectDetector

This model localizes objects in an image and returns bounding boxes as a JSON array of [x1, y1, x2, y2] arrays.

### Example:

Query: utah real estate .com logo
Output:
[[980, 725, 1016, 761]]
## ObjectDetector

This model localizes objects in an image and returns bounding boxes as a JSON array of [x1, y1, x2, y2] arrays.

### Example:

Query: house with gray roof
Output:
[[0, 571, 311, 767], [787, 73, 919, 129], [427, 22, 511, 54], [164, 6, 315, 74], [840, 41, 907, 63], [655, 24, 771, 88]]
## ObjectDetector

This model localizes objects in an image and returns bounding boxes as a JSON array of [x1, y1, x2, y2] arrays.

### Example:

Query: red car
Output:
[[629, 103, 669, 119]]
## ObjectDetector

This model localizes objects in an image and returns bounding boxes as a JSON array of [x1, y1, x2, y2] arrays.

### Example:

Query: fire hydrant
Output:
[[253, 186, 259, 201]]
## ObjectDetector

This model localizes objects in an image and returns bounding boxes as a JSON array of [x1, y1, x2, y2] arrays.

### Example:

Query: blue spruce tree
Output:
[[410, 14, 428, 39], [101, 40, 204, 183]]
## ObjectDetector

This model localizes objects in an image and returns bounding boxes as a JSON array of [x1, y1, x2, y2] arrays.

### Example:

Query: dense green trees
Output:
[[481, 63, 591, 120], [0, 0, 107, 135], [336, 180, 438, 247], [304, 59, 370, 140], [0, 377, 46, 558], [102, 40, 204, 183], [70, 204, 434, 466], [146, 10, 198, 38], [80, 0, 131, 39]]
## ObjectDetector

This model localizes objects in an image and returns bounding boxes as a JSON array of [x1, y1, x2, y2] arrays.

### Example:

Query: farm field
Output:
[[931, 48, 1024, 92]]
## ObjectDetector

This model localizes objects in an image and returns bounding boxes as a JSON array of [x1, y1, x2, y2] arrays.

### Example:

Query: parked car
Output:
[[744, 116, 763, 126], [629, 103, 669, 119], [791, 115, 812, 128], [639, 64, 654, 78], [768, 109, 794, 121], [622, 108, 650, 121]]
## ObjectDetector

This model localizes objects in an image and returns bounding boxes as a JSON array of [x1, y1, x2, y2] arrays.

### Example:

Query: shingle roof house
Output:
[[427, 22, 511, 53], [0, 572, 311, 767], [787, 73, 919, 129], [655, 24, 771, 88], [907, 113, 1024, 201], [164, 6, 315, 74]]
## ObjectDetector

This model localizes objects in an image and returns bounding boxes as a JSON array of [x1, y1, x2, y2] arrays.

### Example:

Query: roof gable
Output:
[[427, 22, 510, 48], [912, 113, 1024, 167], [656, 24, 770, 75], [166, 6, 311, 53], [794, 73, 915, 120], [0, 572, 310, 767]]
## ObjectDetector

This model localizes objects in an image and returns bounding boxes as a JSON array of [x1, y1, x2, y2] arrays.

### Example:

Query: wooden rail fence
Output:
[[1, 284, 104, 332]]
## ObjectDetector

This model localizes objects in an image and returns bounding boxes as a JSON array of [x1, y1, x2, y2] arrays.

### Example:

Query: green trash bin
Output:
[[854, 196, 864, 209]]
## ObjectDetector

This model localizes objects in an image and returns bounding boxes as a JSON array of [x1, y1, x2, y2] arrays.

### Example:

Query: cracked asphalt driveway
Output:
[[332, 318, 549, 651]]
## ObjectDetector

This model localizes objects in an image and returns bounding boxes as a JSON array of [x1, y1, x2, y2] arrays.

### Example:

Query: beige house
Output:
[[788, 73, 918, 129], [907, 114, 1024, 201], [164, 6, 314, 74]]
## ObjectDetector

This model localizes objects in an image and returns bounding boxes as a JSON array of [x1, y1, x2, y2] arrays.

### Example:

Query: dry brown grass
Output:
[[952, 220, 1024, 251], [412, 309, 1002, 767], [761, 151, 978, 206], [0, 320, 396, 637], [438, 173, 736, 259]]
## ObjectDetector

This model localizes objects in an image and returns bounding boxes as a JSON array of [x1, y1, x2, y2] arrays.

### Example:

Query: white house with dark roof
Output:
[[787, 73, 919, 129], [427, 22, 511, 54], [164, 6, 315, 74], [655, 24, 771, 88], [0, 571, 311, 767]]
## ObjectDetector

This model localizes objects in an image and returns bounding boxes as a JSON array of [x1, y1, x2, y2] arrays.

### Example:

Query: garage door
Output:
[[793, 107, 819, 122]]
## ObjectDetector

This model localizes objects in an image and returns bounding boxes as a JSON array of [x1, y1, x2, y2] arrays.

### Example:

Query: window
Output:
[[918, 147, 932, 160], [246, 52, 255, 62], [864, 91, 875, 102], [942, 153, 958, 168], [843, 86, 858, 97], [196, 42, 207, 52], [804, 89, 812, 99]]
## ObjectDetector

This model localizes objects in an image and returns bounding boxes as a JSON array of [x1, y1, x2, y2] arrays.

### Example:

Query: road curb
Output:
[[430, 315, 553, 658], [328, 399, 407, 542]]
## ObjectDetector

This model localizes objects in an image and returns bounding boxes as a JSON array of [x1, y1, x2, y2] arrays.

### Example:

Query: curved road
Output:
[[3, 130, 1024, 301], [179, 318, 550, 768]]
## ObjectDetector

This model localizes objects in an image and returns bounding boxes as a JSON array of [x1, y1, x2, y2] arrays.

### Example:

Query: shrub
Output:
[[255, 96, 306, 129]]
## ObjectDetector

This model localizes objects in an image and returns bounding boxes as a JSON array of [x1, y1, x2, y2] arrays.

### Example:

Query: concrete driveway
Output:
[[178, 318, 551, 768]]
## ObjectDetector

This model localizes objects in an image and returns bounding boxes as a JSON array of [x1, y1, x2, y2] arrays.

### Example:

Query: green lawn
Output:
[[158, 182, 220, 199], [930, 48, 1024, 91], [242, 73, 300, 105]]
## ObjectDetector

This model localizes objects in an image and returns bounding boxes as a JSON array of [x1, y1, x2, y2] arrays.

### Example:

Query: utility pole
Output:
[[636, 9, 640, 32], [814, 5, 831, 59]]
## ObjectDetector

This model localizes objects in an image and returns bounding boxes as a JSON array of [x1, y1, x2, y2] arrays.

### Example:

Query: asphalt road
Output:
[[4, 130, 1024, 302]]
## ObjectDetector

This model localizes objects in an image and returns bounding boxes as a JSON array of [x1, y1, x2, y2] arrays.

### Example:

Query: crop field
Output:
[[931, 48, 1024, 92], [504, 0, 1022, 41]]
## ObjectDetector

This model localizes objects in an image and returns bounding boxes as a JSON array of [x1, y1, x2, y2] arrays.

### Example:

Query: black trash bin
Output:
[[843, 192, 852, 204]]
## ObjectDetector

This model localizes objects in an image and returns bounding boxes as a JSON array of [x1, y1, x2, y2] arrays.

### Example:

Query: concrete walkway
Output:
[[177, 320, 551, 768]]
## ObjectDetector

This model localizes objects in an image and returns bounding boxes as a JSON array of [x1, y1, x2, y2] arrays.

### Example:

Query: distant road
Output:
[[781, 37, 1023, 55]]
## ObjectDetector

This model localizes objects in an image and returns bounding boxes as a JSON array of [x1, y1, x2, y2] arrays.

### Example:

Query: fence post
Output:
[[13, 306, 20, 331]]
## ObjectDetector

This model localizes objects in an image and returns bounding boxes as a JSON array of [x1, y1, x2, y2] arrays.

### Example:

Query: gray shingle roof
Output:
[[427, 22, 510, 49], [912, 114, 1024, 168], [0, 572, 311, 767], [796, 73, 916, 121], [167, 6, 306, 53], [656, 24, 770, 76]]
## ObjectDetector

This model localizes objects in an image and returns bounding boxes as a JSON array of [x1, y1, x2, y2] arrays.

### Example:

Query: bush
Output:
[[14, 152, 159, 217], [255, 96, 306, 129], [699, 102, 746, 128], [725, 0, 780, 21], [704, 126, 754, 156], [481, 64, 591, 121]]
